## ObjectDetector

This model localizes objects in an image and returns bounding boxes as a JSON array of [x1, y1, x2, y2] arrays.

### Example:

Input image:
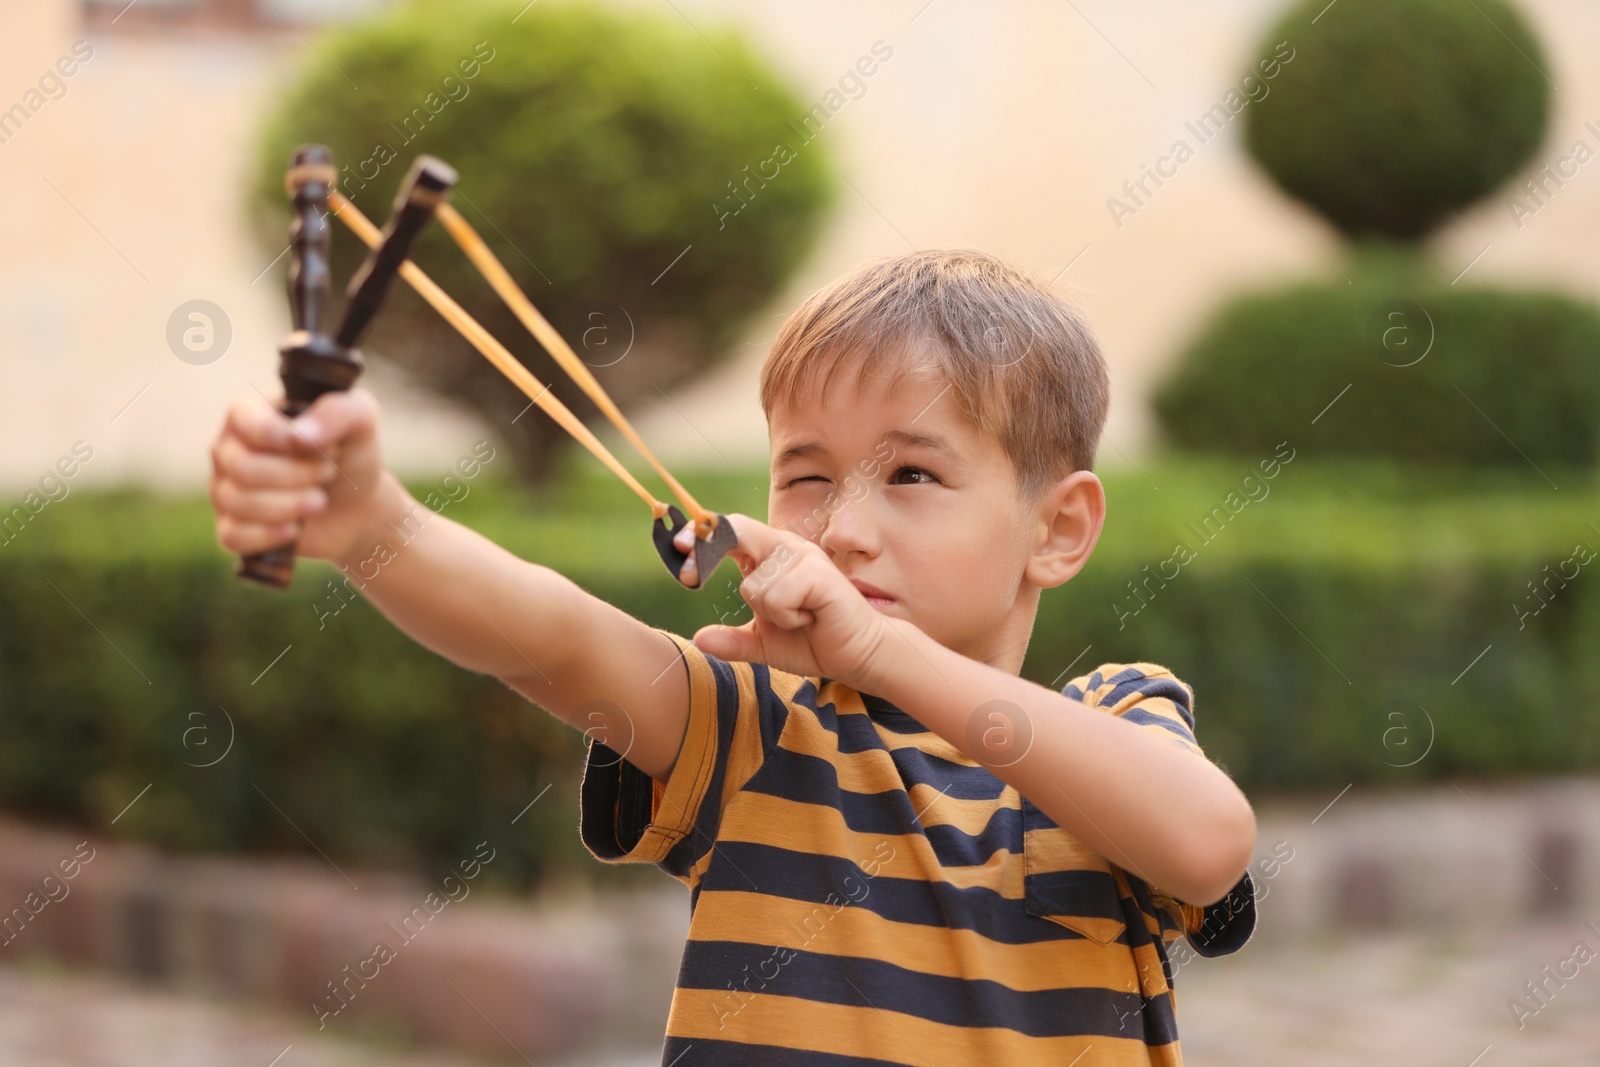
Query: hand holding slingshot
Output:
[[235, 145, 738, 591]]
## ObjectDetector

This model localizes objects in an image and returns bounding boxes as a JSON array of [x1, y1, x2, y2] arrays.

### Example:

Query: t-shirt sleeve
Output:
[[577, 627, 770, 886], [1063, 661, 1256, 957], [1179, 870, 1257, 957], [1065, 661, 1205, 758]]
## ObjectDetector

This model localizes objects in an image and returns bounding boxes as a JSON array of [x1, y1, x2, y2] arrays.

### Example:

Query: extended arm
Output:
[[336, 470, 692, 780], [212, 391, 691, 782]]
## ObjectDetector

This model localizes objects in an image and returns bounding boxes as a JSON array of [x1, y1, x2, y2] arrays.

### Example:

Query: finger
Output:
[[720, 512, 800, 575], [213, 436, 337, 489], [224, 393, 301, 453], [735, 550, 819, 631], [289, 388, 380, 453], [213, 480, 328, 523], [720, 515, 787, 572], [692, 621, 763, 663], [216, 515, 301, 556], [745, 569, 815, 631], [677, 553, 699, 588]]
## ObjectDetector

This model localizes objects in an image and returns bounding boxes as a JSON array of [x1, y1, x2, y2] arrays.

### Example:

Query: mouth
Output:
[[849, 579, 896, 609]]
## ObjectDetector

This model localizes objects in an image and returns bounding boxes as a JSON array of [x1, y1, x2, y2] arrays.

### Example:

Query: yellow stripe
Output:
[[609, 630, 718, 866], [725, 660, 764, 797], [1021, 823, 1118, 877], [720, 791, 1024, 895], [686, 889, 1142, 992], [772, 701, 1012, 836]]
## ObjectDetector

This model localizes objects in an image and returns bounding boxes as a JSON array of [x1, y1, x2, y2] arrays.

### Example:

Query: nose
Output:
[[816, 481, 880, 559]]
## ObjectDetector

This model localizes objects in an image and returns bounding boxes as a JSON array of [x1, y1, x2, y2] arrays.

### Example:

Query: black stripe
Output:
[[699, 840, 1130, 944], [861, 692, 931, 733], [1120, 707, 1198, 742], [763, 740, 1007, 805], [1101, 668, 1196, 731], [679, 939, 1164, 1040], [1060, 666, 1107, 703], [745, 747, 1018, 866], [751, 663, 795, 756], [1025, 868, 1127, 917]]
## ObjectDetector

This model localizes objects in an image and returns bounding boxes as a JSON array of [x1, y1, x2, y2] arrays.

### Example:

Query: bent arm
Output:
[[871, 622, 1256, 906], [336, 471, 691, 781]]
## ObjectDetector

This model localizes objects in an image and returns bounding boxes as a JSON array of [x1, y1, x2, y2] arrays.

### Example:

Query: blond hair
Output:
[[759, 249, 1111, 500]]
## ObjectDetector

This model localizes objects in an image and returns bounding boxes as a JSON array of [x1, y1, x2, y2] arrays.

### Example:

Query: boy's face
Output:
[[766, 365, 1093, 672]]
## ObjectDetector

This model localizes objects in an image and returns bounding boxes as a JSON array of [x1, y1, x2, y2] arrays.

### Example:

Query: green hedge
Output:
[[252, 0, 835, 481], [1152, 248, 1600, 467], [1244, 0, 1550, 240], [3, 456, 1598, 887]]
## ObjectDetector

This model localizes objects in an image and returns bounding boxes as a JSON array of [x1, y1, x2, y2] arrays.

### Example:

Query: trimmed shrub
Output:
[[1244, 0, 1550, 240], [3, 461, 1600, 888], [251, 0, 835, 481], [1152, 247, 1600, 467]]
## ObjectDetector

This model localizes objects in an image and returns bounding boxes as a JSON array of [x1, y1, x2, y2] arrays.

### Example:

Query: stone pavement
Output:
[[0, 958, 660, 1067], [1178, 918, 1600, 1066]]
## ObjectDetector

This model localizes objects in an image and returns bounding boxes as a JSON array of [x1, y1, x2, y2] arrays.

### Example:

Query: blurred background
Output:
[[2, 0, 1599, 1062]]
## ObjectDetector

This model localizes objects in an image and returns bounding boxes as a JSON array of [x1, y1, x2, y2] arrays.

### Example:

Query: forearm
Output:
[[870, 622, 1256, 905], [330, 471, 585, 680]]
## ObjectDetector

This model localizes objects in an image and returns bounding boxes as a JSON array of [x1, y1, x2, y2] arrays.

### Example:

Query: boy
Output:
[[211, 249, 1257, 1065]]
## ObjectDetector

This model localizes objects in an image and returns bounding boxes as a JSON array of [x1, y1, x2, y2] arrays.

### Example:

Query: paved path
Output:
[[1179, 918, 1600, 1066], [0, 960, 658, 1067]]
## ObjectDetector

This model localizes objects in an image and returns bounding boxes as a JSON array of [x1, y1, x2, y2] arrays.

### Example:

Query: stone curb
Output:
[[1247, 777, 1600, 944], [0, 818, 686, 1059]]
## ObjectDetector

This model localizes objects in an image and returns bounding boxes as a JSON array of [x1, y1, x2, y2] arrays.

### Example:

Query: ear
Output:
[[1024, 470, 1105, 590]]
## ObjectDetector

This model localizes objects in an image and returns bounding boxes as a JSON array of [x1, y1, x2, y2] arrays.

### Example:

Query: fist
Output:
[[679, 512, 899, 692], [209, 388, 389, 563]]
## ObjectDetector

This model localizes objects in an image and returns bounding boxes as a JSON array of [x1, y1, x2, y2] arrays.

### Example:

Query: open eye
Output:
[[889, 466, 939, 485]]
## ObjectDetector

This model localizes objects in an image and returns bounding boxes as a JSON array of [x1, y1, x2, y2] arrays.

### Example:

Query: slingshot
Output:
[[235, 145, 737, 591]]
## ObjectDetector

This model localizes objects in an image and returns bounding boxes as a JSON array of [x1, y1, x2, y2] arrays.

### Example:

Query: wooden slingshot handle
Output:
[[246, 153, 737, 592], [236, 150, 458, 588]]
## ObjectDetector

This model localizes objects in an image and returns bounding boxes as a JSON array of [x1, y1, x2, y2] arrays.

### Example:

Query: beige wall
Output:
[[3, 0, 1597, 493]]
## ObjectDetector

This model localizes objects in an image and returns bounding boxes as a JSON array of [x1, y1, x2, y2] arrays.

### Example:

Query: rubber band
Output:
[[328, 191, 672, 518], [434, 201, 714, 532]]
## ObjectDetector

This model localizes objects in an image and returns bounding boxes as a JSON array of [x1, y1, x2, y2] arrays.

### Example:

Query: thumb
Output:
[[290, 388, 379, 452], [693, 621, 763, 663]]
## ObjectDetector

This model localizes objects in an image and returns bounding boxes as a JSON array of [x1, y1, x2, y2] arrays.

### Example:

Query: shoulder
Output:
[[1061, 661, 1195, 731]]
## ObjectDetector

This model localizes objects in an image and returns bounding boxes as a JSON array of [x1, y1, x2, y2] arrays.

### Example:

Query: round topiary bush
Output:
[[251, 0, 835, 481], [1153, 248, 1600, 468], [1244, 0, 1551, 240]]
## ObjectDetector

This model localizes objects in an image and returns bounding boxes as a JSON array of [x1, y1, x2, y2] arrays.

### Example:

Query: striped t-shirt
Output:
[[579, 628, 1255, 1066]]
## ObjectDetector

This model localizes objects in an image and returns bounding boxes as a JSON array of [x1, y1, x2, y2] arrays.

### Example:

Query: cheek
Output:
[[931, 511, 1029, 594], [768, 497, 811, 541], [772, 485, 843, 539]]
